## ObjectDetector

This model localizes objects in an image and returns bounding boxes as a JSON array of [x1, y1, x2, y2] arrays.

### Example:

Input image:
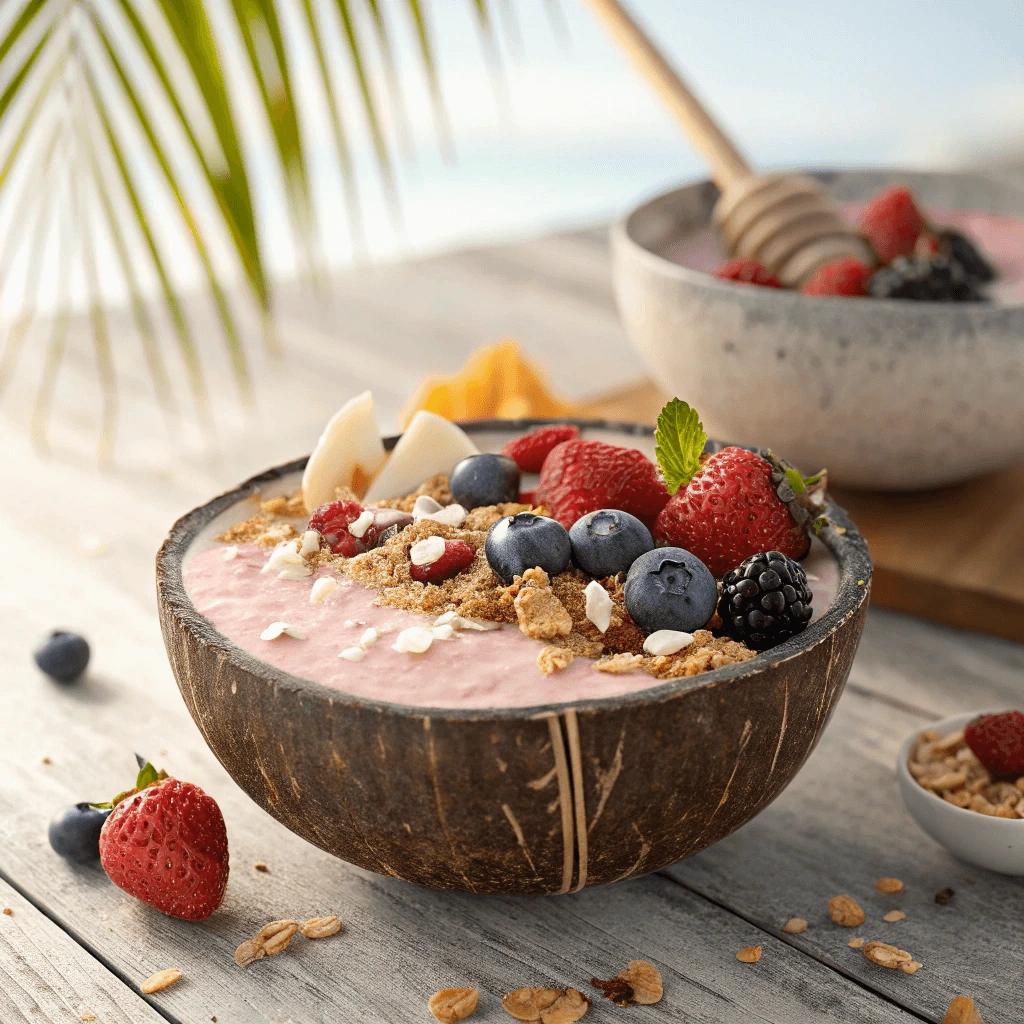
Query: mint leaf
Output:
[[135, 761, 159, 790], [655, 399, 707, 495]]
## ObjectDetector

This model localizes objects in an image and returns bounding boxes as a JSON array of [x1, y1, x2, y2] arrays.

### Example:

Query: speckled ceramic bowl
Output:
[[611, 169, 1024, 490]]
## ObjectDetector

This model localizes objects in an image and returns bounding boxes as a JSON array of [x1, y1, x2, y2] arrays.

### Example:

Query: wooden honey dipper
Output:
[[583, 0, 875, 286]]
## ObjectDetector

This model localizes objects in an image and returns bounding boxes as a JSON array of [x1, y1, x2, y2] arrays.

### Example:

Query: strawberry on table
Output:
[[965, 710, 1024, 776], [534, 439, 669, 530], [98, 760, 229, 921], [652, 399, 823, 577], [501, 425, 580, 473]]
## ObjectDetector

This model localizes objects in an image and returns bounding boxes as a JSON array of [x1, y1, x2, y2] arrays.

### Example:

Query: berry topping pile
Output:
[[501, 424, 580, 472], [569, 509, 653, 579], [718, 551, 813, 650], [307, 499, 368, 557], [624, 547, 718, 635], [449, 453, 520, 509], [485, 512, 572, 584], [98, 760, 229, 921], [965, 710, 1024, 776], [713, 183, 997, 302], [713, 259, 782, 288]]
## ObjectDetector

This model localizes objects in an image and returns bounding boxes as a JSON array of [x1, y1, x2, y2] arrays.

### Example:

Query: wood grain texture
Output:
[[0, 878, 167, 1024]]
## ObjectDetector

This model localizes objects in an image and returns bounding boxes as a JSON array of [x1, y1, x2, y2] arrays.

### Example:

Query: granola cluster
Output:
[[908, 727, 1024, 818]]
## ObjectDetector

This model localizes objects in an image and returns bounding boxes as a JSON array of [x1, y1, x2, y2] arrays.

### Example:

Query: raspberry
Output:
[[534, 440, 669, 530], [653, 447, 810, 576], [409, 539, 476, 584], [802, 257, 873, 297], [714, 259, 783, 288], [307, 500, 365, 557], [859, 185, 927, 263], [964, 710, 1024, 776], [501, 425, 581, 473]]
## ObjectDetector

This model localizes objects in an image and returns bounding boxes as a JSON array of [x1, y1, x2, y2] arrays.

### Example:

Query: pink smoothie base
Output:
[[184, 542, 839, 710], [662, 205, 1024, 303]]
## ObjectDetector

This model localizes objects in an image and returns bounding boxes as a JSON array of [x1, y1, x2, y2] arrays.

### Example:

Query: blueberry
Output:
[[48, 803, 110, 863], [569, 509, 653, 578], [34, 631, 90, 683], [624, 547, 718, 634], [449, 454, 520, 509], [485, 512, 571, 583]]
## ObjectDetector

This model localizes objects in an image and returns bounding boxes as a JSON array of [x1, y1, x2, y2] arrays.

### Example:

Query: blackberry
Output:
[[718, 551, 813, 651], [868, 255, 985, 302], [938, 229, 996, 284]]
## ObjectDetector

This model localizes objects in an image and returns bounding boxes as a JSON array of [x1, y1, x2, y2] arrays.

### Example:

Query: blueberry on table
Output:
[[569, 509, 653, 578], [485, 512, 571, 583], [718, 550, 813, 650], [449, 454, 521, 509], [624, 547, 717, 635], [48, 803, 110, 863], [34, 632, 90, 683]]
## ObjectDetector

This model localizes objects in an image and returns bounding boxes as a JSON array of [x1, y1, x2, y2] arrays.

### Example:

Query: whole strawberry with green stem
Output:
[[652, 400, 826, 577], [98, 759, 229, 921]]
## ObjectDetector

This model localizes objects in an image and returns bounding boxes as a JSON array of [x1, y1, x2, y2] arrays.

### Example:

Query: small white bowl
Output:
[[898, 711, 1024, 875]]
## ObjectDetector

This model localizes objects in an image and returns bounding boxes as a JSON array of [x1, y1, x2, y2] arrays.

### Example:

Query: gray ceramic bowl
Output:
[[611, 169, 1024, 490]]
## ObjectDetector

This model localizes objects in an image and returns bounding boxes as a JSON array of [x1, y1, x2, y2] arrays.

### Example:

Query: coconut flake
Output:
[[262, 540, 311, 580], [260, 621, 306, 641], [411, 495, 443, 518], [431, 623, 454, 640], [584, 579, 614, 634], [358, 627, 380, 648], [434, 611, 501, 632], [339, 646, 365, 662], [410, 536, 446, 566], [300, 530, 321, 556], [347, 509, 375, 539], [310, 577, 338, 604], [643, 629, 695, 656], [392, 626, 434, 654], [223, 545, 239, 561], [421, 504, 467, 528]]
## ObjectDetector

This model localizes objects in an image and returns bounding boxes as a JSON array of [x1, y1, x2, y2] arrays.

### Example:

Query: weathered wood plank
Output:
[[0, 878, 168, 1024], [0, 471, 919, 1024], [667, 678, 1024, 1024]]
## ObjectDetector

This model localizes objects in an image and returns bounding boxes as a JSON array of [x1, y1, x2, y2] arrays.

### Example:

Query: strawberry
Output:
[[965, 710, 1024, 776], [652, 399, 821, 577], [409, 538, 476, 583], [99, 761, 228, 921], [802, 257, 873, 297], [714, 259, 783, 288], [308, 499, 366, 557], [501, 425, 581, 473], [534, 439, 669, 530], [859, 185, 927, 264]]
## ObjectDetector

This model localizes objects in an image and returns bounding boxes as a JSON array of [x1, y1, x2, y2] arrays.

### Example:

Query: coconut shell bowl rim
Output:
[[156, 417, 873, 722]]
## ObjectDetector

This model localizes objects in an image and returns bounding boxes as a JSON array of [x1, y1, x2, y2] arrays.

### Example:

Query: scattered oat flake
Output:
[[429, 987, 480, 1023], [828, 894, 865, 927], [591, 960, 662, 1006], [875, 877, 904, 894], [253, 862, 269, 873], [901, 961, 923, 975], [782, 917, 808, 934], [502, 986, 590, 1023], [935, 887, 955, 904], [260, 621, 305, 641], [234, 938, 265, 967], [848, 938, 865, 949], [300, 915, 342, 939], [142, 968, 182, 994], [736, 945, 762, 963], [862, 941, 914, 969], [884, 910, 907, 923], [260, 920, 298, 955], [943, 995, 983, 1024]]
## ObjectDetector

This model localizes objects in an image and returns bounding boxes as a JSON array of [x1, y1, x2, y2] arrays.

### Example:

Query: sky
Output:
[[1, 0, 1023, 316]]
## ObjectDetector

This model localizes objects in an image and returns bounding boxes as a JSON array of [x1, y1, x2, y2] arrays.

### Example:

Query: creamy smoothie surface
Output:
[[664, 205, 1024, 303], [184, 539, 839, 710]]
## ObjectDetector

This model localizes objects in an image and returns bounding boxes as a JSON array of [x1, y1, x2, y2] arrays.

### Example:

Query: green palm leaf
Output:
[[0, 0, 518, 457]]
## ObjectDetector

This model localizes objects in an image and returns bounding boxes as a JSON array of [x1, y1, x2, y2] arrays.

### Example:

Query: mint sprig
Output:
[[655, 399, 707, 495]]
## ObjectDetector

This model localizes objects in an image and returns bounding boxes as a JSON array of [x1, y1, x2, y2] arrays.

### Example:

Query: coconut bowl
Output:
[[611, 168, 1024, 490], [156, 420, 871, 896]]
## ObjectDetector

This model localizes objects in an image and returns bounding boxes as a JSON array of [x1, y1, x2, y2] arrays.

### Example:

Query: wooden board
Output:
[[2, 216, 1023, 1022]]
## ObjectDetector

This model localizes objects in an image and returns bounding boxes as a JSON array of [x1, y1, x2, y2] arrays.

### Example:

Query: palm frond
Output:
[[0, 0, 522, 458]]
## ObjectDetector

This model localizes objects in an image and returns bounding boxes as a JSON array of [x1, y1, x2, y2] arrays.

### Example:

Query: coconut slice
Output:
[[362, 411, 478, 504], [302, 391, 388, 511]]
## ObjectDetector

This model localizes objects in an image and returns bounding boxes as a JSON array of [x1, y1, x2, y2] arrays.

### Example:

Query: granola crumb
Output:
[[2, 907, 11, 916], [78, 1009, 97, 1022], [875, 877, 904, 894], [594, 652, 644, 674], [428, 987, 479, 1022], [935, 887, 955, 905], [883, 910, 906, 923], [253, 862, 269, 873], [901, 961, 923, 975], [736, 945, 762, 964], [141, 968, 182, 994], [828, 895, 865, 927], [863, 940, 914, 970], [515, 585, 573, 640], [781, 917, 808, 934], [641, 630, 755, 679], [41, 756, 51, 765], [848, 938, 865, 949], [538, 646, 575, 675], [943, 995, 983, 1024]]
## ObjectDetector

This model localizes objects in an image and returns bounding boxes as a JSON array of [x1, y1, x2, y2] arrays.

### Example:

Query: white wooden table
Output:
[[2, 221, 1022, 1023]]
